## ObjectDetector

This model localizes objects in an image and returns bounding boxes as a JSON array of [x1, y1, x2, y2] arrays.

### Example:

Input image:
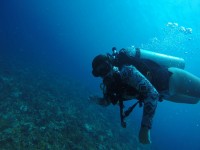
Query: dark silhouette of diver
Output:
[[90, 46, 200, 144]]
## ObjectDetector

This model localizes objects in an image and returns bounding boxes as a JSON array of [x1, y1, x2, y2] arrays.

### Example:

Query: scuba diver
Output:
[[90, 46, 200, 144]]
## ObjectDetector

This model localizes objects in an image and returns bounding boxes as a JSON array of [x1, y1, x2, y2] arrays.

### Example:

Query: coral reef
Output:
[[0, 67, 151, 150]]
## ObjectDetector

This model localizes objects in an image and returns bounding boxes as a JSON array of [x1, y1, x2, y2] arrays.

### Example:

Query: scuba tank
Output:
[[125, 46, 185, 69]]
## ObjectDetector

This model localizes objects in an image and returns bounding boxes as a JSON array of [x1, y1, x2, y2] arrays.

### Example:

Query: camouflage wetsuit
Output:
[[104, 65, 159, 129], [120, 65, 159, 129]]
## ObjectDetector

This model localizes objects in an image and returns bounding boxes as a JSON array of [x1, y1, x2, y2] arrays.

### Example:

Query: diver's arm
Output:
[[139, 79, 158, 129], [120, 65, 159, 144], [89, 93, 111, 107], [98, 96, 111, 106]]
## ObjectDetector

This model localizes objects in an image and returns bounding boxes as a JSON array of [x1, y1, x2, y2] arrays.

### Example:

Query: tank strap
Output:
[[135, 48, 141, 58], [119, 100, 142, 128]]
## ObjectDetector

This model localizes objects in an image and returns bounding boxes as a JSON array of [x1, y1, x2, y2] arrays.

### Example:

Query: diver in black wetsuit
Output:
[[90, 47, 200, 144]]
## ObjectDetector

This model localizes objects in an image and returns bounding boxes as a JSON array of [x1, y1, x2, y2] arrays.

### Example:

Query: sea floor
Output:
[[0, 66, 151, 150]]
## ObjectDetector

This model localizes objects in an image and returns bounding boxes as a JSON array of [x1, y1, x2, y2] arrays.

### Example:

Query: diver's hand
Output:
[[139, 126, 152, 144], [88, 95, 101, 103], [88, 95, 110, 107]]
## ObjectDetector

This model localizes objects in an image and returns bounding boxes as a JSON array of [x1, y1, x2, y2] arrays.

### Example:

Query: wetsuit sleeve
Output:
[[120, 65, 159, 129]]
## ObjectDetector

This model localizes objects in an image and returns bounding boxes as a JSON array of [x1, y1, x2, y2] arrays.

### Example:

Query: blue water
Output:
[[1, 0, 200, 149]]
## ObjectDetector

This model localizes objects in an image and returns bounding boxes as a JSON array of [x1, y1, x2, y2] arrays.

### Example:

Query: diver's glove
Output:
[[88, 95, 110, 107], [139, 126, 152, 144]]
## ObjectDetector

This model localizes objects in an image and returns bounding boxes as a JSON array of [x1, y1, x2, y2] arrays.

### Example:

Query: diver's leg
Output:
[[166, 94, 199, 104], [168, 67, 200, 103]]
